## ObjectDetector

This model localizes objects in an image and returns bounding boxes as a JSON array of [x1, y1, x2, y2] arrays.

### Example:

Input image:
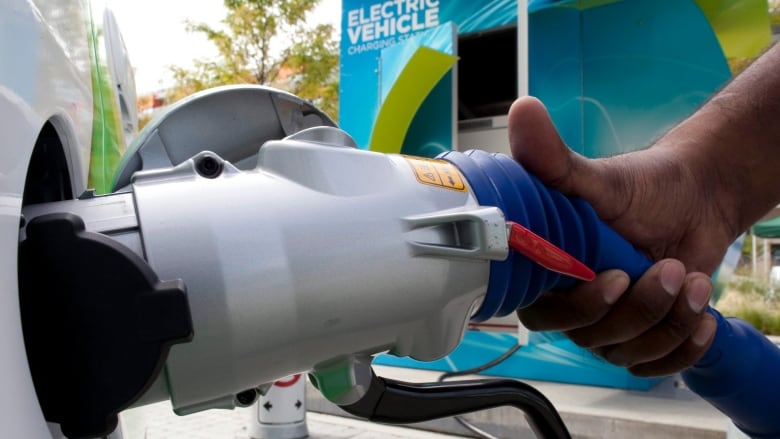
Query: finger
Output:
[[565, 259, 685, 348], [517, 270, 629, 332], [508, 97, 574, 186], [595, 273, 713, 367], [507, 96, 599, 196], [627, 313, 718, 377]]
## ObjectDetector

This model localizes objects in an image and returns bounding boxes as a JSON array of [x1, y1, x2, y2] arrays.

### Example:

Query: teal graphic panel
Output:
[[370, 23, 457, 156]]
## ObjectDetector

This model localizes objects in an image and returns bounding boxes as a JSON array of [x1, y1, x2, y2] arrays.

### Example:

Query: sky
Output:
[[109, 0, 342, 95]]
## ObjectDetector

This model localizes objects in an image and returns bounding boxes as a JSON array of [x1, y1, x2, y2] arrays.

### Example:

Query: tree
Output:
[[168, 0, 339, 120]]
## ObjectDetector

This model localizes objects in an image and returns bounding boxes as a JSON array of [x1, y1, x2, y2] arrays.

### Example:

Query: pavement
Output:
[[118, 364, 732, 439], [119, 399, 467, 439]]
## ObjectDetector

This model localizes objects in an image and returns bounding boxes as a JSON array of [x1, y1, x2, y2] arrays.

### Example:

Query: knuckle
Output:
[[629, 342, 707, 377], [564, 329, 598, 349], [634, 294, 670, 326], [667, 344, 707, 371], [556, 301, 605, 331], [519, 318, 543, 332], [516, 310, 544, 331], [627, 364, 656, 377], [661, 314, 697, 345]]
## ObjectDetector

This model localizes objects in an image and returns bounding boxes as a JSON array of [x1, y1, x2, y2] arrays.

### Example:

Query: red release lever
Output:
[[507, 221, 595, 282]]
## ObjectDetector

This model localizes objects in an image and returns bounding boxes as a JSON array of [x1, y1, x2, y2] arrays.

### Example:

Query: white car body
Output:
[[0, 0, 136, 436]]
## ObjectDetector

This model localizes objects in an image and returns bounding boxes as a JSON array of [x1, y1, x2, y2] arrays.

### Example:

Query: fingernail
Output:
[[660, 262, 684, 296], [687, 278, 712, 313], [692, 318, 716, 347], [602, 271, 630, 305]]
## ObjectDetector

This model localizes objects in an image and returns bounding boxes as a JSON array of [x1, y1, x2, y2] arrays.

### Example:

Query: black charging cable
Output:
[[338, 364, 571, 439], [437, 342, 524, 438]]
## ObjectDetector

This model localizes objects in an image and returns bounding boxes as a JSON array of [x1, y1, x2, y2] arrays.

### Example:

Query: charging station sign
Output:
[[340, 0, 518, 150]]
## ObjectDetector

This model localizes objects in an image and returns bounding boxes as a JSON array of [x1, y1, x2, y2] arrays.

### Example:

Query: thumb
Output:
[[507, 96, 594, 195]]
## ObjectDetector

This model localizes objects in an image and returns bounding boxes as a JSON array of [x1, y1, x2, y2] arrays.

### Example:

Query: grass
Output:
[[716, 275, 780, 335]]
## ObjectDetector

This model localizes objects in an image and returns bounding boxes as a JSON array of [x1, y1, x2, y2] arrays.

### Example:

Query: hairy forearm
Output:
[[658, 42, 780, 235]]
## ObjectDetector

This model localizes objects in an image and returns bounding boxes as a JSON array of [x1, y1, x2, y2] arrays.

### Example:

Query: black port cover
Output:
[[19, 213, 193, 438]]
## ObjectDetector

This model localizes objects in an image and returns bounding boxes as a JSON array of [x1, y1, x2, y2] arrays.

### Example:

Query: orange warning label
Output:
[[404, 156, 467, 192]]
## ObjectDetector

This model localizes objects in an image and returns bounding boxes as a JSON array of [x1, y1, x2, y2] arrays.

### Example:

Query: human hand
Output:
[[519, 262, 715, 376], [508, 96, 724, 376]]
